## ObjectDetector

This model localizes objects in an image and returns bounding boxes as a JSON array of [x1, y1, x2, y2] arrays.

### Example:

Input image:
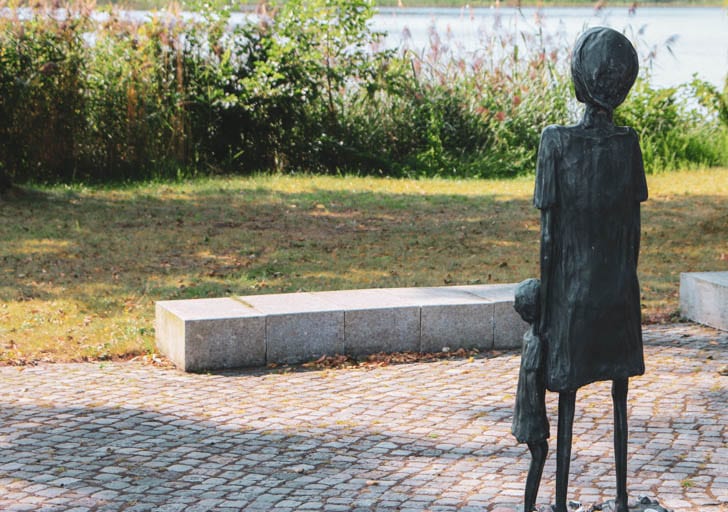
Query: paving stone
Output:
[[0, 324, 725, 511]]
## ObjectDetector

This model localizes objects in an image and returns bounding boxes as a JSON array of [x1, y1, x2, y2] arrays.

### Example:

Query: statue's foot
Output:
[[630, 496, 673, 512], [544, 501, 581, 512], [589, 497, 673, 512]]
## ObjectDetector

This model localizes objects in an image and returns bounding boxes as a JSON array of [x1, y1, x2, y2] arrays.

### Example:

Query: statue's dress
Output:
[[511, 328, 549, 444], [535, 124, 648, 392]]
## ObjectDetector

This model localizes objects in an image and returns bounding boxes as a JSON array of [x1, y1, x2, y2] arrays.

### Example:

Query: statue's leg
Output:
[[612, 378, 629, 512], [555, 391, 576, 512], [525, 440, 548, 512]]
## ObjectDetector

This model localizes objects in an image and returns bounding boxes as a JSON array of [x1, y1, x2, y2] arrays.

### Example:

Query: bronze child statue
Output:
[[512, 278, 549, 512], [520, 26, 652, 512]]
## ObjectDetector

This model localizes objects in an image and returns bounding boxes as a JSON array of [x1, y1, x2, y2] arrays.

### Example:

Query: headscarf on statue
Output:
[[571, 27, 639, 114]]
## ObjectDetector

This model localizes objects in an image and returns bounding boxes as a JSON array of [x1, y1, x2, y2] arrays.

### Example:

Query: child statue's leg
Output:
[[525, 440, 548, 512], [612, 378, 629, 512], [555, 390, 576, 512]]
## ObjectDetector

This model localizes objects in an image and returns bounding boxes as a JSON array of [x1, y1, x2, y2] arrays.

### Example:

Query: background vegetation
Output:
[[1, 0, 727, 189], [99, 1, 728, 9]]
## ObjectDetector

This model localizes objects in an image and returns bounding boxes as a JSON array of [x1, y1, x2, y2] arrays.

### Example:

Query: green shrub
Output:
[[0, 0, 725, 187], [0, 4, 90, 183], [616, 78, 728, 173]]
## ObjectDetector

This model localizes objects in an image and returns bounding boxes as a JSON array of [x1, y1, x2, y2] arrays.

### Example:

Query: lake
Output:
[[370, 6, 728, 87], [12, 5, 725, 87]]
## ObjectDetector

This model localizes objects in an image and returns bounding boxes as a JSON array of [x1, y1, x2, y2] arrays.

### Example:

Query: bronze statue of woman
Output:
[[535, 27, 647, 512]]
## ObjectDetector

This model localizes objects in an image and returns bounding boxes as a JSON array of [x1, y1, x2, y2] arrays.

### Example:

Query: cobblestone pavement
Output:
[[1, 324, 726, 512]]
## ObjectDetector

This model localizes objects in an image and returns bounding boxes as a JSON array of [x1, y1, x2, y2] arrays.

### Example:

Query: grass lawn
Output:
[[1, 168, 727, 365]]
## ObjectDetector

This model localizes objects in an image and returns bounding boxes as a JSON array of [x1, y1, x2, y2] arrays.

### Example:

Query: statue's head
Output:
[[514, 278, 540, 324], [571, 27, 639, 113]]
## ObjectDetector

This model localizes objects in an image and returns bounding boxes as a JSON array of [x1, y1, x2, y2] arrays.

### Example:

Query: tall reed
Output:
[[0, 0, 725, 188]]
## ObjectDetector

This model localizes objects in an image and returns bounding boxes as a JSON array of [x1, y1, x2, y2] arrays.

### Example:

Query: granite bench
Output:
[[155, 284, 527, 372], [680, 271, 728, 331]]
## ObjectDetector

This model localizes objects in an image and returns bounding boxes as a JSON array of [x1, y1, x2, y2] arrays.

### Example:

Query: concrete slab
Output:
[[344, 307, 420, 356], [313, 288, 414, 309], [453, 283, 517, 301], [239, 292, 342, 315], [312, 289, 420, 355], [385, 286, 491, 305], [155, 298, 265, 372], [493, 301, 528, 349], [265, 311, 345, 364], [389, 287, 497, 352], [452, 283, 526, 348], [242, 293, 345, 364], [680, 271, 728, 331], [155, 284, 529, 371], [420, 302, 494, 353], [185, 316, 266, 371], [155, 301, 187, 369]]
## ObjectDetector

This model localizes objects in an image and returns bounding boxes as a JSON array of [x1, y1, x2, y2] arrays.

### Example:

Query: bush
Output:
[[0, 4, 90, 184], [0, 0, 725, 187], [616, 78, 728, 173], [335, 23, 573, 177]]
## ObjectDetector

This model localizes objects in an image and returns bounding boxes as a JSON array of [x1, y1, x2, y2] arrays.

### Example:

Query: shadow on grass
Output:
[[0, 182, 726, 361], [1, 185, 726, 307], [0, 185, 540, 310]]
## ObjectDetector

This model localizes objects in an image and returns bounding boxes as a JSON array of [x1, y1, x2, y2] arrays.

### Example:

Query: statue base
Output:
[[536, 496, 673, 512]]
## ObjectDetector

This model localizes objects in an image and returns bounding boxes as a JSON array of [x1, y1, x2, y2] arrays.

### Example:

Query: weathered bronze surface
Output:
[[512, 278, 549, 512], [512, 27, 670, 512]]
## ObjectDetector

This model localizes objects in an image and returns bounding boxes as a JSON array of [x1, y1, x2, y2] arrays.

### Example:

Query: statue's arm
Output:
[[631, 129, 648, 266], [534, 126, 559, 336], [534, 126, 558, 211]]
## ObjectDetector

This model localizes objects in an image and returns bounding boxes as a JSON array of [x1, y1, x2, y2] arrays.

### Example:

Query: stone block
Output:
[[155, 298, 265, 372], [493, 300, 528, 349], [313, 288, 407, 309], [453, 283, 518, 302], [155, 301, 186, 368], [386, 286, 491, 305], [420, 302, 494, 353], [315, 288, 420, 356], [453, 283, 526, 348], [313, 289, 421, 355], [155, 283, 534, 371], [344, 307, 420, 356], [241, 293, 344, 364], [680, 271, 728, 331]]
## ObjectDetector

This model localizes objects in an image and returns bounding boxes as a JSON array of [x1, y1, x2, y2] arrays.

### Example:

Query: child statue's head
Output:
[[514, 278, 540, 324], [571, 27, 639, 113]]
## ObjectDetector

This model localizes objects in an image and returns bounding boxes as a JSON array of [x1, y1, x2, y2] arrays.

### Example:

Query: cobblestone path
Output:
[[1, 324, 726, 511]]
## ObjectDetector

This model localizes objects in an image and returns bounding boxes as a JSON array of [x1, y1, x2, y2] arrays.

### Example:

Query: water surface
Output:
[[372, 6, 728, 87]]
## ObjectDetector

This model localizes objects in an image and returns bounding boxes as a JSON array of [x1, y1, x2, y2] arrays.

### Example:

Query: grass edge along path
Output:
[[1, 168, 727, 365]]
